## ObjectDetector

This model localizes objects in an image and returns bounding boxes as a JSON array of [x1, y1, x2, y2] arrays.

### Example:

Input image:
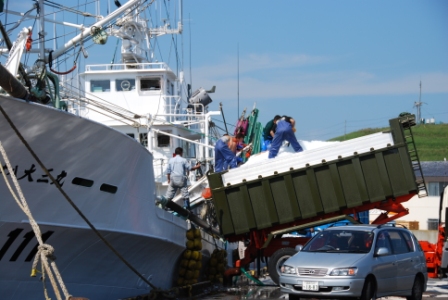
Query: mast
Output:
[[38, 0, 45, 60], [47, 0, 141, 62]]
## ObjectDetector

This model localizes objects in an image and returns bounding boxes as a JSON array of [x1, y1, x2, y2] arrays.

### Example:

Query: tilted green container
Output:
[[208, 116, 423, 238]]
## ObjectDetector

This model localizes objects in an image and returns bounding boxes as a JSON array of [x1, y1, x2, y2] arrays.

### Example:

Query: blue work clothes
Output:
[[164, 155, 191, 201], [268, 119, 303, 158], [214, 138, 237, 172], [264, 139, 272, 151]]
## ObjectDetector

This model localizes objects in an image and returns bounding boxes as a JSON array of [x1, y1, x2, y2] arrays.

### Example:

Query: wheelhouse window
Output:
[[116, 79, 135, 91], [139, 133, 148, 147], [179, 140, 196, 158], [157, 133, 170, 147], [141, 78, 161, 91], [90, 80, 110, 92], [167, 80, 174, 95]]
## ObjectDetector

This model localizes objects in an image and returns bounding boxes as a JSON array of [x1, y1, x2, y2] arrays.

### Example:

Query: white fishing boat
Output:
[[0, 1, 227, 299]]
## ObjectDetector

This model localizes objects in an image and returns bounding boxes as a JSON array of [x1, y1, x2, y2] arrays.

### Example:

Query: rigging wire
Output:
[[22, 9, 38, 69], [211, 117, 236, 131], [2, 4, 36, 34], [43, 0, 99, 18], [1, 1, 215, 295], [61, 80, 223, 142], [5, 0, 158, 70], [0, 103, 158, 291]]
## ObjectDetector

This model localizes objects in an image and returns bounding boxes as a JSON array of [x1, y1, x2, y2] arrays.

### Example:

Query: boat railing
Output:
[[161, 95, 182, 123], [160, 97, 211, 126], [85, 62, 173, 72], [63, 93, 207, 129]]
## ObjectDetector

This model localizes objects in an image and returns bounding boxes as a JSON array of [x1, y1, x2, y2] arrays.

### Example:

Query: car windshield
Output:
[[302, 229, 374, 253]]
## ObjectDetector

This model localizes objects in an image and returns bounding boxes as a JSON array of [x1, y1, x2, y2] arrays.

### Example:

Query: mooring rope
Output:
[[0, 103, 158, 292], [0, 141, 71, 300]]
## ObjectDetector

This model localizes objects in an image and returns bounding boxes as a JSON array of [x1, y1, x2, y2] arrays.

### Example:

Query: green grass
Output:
[[329, 123, 448, 161]]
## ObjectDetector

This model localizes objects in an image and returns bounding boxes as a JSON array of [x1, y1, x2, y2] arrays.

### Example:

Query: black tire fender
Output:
[[406, 275, 424, 300], [267, 247, 297, 285], [360, 277, 376, 300]]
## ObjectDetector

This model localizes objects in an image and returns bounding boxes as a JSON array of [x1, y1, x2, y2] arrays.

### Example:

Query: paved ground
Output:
[[423, 279, 448, 298], [198, 278, 448, 300]]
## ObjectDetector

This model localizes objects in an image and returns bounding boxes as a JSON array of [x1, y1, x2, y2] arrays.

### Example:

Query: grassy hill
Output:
[[329, 123, 448, 161]]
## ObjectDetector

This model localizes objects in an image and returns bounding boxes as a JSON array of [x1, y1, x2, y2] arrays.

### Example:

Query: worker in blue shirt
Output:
[[268, 116, 303, 158], [214, 134, 238, 172], [159, 147, 201, 210]]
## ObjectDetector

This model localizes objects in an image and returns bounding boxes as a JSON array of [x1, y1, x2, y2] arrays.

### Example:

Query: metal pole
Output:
[[38, 0, 45, 60], [49, 0, 140, 62], [219, 102, 229, 135], [152, 128, 214, 149]]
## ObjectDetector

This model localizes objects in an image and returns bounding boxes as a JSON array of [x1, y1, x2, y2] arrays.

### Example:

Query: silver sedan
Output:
[[279, 224, 428, 300]]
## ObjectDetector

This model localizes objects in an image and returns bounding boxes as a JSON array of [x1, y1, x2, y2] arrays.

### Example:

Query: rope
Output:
[[0, 142, 71, 300], [0, 103, 158, 291], [41, 265, 51, 300], [49, 50, 77, 75], [240, 267, 265, 286]]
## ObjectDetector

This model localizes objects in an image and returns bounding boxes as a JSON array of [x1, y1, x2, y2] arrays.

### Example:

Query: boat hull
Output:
[[0, 96, 220, 299], [0, 221, 185, 299]]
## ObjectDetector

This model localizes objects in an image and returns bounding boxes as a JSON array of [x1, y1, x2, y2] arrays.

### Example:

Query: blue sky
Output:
[[3, 0, 447, 141], [181, 0, 448, 140]]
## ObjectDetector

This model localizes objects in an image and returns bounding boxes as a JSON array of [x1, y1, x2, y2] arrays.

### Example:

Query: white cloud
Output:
[[192, 53, 329, 79], [191, 53, 448, 100]]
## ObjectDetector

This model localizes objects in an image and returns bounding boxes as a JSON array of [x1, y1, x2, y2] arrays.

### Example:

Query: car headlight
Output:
[[329, 267, 357, 276], [281, 264, 297, 275]]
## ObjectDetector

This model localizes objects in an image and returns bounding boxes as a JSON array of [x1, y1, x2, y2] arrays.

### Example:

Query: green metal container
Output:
[[208, 116, 424, 238]]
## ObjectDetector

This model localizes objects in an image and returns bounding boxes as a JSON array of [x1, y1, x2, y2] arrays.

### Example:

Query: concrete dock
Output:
[[195, 277, 448, 300]]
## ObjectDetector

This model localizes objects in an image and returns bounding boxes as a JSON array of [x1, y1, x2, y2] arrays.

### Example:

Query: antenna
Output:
[[413, 81, 426, 124], [189, 13, 192, 89], [237, 43, 239, 119]]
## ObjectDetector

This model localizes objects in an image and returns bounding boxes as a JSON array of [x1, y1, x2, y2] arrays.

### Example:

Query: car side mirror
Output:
[[374, 247, 390, 257], [295, 245, 303, 251]]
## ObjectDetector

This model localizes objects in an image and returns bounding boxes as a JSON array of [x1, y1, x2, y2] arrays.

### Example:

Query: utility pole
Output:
[[414, 81, 424, 124], [344, 120, 346, 140]]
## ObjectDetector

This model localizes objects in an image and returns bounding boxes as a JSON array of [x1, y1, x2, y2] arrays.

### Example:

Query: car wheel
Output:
[[268, 247, 297, 285], [406, 276, 423, 300], [359, 278, 375, 300]]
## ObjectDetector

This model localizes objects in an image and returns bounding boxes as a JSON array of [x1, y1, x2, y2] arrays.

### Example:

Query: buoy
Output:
[[193, 238, 202, 250], [201, 187, 212, 199], [186, 230, 195, 240], [186, 240, 194, 250], [183, 250, 192, 259], [25, 31, 32, 51], [187, 260, 197, 270], [176, 229, 204, 286], [207, 249, 228, 283], [193, 228, 201, 238]]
